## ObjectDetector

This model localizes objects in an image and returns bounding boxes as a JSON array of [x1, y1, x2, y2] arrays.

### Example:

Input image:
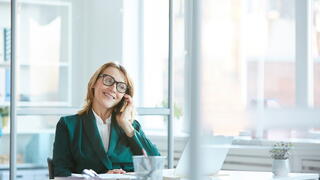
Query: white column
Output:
[[168, 0, 174, 169], [189, 0, 202, 179], [295, 0, 313, 107], [10, 0, 17, 179]]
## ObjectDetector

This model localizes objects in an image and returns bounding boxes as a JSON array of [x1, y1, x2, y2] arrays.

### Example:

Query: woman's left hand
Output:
[[107, 169, 126, 174], [116, 94, 135, 137]]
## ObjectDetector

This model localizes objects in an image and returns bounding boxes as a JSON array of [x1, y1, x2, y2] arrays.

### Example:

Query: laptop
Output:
[[174, 136, 233, 177]]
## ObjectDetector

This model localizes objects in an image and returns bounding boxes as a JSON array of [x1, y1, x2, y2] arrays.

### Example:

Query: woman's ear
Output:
[[91, 87, 95, 96]]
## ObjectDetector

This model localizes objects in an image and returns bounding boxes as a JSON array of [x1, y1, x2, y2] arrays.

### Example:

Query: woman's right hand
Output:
[[116, 94, 135, 137], [106, 169, 126, 174]]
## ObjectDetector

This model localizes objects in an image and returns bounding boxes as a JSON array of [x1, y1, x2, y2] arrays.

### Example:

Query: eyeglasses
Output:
[[98, 74, 128, 93]]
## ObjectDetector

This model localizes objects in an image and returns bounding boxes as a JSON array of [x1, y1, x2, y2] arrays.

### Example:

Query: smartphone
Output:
[[114, 97, 127, 113]]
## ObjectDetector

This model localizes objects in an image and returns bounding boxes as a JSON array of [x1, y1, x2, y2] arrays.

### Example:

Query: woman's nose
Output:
[[111, 83, 117, 92]]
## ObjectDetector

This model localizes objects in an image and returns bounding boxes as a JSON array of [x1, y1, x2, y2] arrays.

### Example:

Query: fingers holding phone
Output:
[[115, 94, 135, 137], [122, 94, 135, 123]]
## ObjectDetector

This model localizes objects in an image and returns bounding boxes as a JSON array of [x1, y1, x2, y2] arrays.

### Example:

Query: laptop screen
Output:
[[175, 136, 233, 177]]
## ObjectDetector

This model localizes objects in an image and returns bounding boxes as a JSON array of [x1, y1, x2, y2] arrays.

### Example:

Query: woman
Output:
[[52, 62, 160, 177]]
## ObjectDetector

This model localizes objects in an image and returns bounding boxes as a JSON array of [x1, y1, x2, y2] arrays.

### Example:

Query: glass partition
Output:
[[122, 0, 185, 130], [313, 0, 320, 108], [0, 0, 11, 173], [16, 115, 57, 167], [16, 1, 72, 107], [13, 0, 74, 178], [4, 0, 178, 178], [122, 0, 169, 108]]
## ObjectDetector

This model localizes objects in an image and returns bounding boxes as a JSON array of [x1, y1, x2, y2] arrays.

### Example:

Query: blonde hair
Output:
[[78, 62, 134, 115]]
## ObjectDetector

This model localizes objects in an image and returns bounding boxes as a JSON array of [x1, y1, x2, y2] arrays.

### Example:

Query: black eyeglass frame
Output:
[[98, 74, 128, 93]]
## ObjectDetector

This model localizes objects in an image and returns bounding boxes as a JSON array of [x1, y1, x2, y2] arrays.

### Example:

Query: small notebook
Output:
[[71, 173, 136, 179]]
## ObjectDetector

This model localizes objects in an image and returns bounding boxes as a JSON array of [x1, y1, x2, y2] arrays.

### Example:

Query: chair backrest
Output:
[[47, 157, 54, 179]]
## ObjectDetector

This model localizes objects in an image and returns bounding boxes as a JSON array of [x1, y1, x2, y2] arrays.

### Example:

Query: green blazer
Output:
[[52, 110, 160, 177]]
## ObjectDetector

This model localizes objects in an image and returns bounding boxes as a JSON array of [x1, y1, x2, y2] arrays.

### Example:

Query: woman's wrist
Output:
[[124, 125, 134, 137], [126, 127, 134, 137], [120, 120, 135, 137]]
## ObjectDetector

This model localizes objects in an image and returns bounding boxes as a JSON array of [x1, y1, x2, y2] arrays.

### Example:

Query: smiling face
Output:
[[92, 67, 127, 111]]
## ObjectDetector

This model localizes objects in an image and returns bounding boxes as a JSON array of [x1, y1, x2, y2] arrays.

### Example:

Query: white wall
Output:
[[83, 0, 123, 74], [71, 0, 124, 107]]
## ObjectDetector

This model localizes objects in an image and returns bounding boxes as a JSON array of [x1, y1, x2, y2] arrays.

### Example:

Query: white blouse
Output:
[[92, 109, 111, 152]]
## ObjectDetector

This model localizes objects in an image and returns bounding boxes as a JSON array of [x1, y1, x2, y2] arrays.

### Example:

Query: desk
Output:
[[163, 169, 319, 180], [218, 170, 318, 180], [53, 170, 319, 180]]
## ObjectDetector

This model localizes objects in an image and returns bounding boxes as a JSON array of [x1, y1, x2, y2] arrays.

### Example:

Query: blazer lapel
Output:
[[82, 110, 112, 169]]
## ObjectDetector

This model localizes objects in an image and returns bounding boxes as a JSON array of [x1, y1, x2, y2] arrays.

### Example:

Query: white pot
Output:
[[272, 159, 290, 177]]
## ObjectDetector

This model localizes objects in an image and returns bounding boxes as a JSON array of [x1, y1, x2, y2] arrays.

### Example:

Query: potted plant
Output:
[[0, 106, 9, 130], [270, 142, 293, 177]]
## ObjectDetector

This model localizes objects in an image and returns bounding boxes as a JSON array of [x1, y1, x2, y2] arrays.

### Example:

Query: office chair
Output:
[[47, 157, 54, 179]]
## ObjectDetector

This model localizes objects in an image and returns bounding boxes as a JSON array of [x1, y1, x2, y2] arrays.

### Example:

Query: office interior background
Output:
[[0, 0, 320, 179]]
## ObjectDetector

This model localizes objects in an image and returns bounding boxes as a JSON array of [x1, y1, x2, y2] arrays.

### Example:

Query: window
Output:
[[313, 0, 320, 108], [123, 0, 186, 132], [199, 0, 320, 140]]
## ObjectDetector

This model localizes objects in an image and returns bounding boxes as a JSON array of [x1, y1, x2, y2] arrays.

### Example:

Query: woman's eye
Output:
[[105, 78, 113, 84]]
